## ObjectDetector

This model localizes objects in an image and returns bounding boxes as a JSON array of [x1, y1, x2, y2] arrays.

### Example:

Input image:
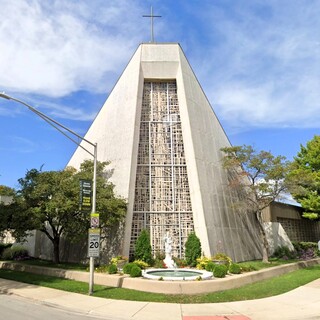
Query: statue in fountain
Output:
[[163, 232, 176, 268]]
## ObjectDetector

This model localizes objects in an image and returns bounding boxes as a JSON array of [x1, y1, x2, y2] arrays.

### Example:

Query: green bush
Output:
[[173, 257, 187, 268], [134, 229, 153, 265], [129, 264, 142, 277], [123, 262, 135, 274], [108, 264, 118, 274], [185, 232, 201, 267], [132, 259, 149, 269], [153, 259, 165, 268], [196, 256, 211, 270], [205, 261, 216, 272], [213, 264, 228, 278], [272, 246, 297, 259], [95, 265, 109, 273], [2, 245, 29, 261], [292, 242, 319, 260], [0, 243, 12, 258], [229, 263, 242, 274], [238, 263, 258, 272]]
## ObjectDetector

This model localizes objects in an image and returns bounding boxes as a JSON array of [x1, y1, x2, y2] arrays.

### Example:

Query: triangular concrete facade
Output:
[[68, 43, 261, 262]]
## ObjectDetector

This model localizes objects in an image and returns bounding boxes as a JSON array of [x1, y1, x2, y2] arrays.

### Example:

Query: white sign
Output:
[[90, 213, 99, 228], [88, 228, 100, 257]]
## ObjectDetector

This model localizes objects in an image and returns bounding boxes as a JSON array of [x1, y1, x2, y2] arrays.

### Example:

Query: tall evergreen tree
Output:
[[185, 232, 201, 267], [134, 229, 153, 265]]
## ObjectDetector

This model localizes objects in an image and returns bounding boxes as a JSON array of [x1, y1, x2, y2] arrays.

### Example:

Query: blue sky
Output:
[[0, 0, 319, 189]]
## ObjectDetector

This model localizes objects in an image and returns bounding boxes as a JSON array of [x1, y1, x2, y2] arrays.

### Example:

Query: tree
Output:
[[0, 185, 16, 237], [134, 229, 153, 265], [3, 160, 127, 263], [185, 232, 201, 267], [286, 135, 320, 220], [0, 185, 15, 196], [221, 145, 289, 263]]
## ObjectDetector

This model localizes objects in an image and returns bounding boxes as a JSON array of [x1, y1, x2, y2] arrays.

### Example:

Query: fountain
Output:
[[142, 232, 213, 281]]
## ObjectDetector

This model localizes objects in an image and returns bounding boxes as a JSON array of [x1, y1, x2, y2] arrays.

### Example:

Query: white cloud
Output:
[[0, 0, 319, 131], [0, 0, 144, 97], [195, 0, 320, 130]]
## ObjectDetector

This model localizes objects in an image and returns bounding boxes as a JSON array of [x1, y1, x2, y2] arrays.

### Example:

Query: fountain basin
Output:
[[142, 268, 213, 281]]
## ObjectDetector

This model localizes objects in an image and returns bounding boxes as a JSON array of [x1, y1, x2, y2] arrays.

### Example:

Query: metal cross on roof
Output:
[[143, 6, 161, 43]]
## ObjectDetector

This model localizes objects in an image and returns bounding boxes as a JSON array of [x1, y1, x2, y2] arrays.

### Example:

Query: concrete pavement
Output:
[[1, 277, 320, 320]]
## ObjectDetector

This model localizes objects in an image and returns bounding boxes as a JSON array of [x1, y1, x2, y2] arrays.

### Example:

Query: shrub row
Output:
[[272, 242, 320, 260], [1, 245, 29, 261]]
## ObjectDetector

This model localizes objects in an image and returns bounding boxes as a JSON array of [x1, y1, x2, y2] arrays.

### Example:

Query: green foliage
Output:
[[1, 265, 320, 303], [286, 135, 320, 220], [0, 160, 127, 264], [229, 263, 242, 274], [292, 242, 319, 259], [213, 264, 228, 278], [205, 261, 216, 272], [0, 185, 15, 196], [2, 245, 29, 261], [238, 263, 258, 272], [173, 257, 187, 268], [123, 263, 135, 274], [0, 243, 12, 257], [132, 260, 149, 269], [221, 145, 289, 262], [185, 232, 202, 267], [221, 145, 289, 212], [129, 264, 142, 277], [134, 229, 153, 265], [196, 256, 211, 270], [272, 246, 297, 260], [212, 253, 232, 268], [153, 259, 166, 268], [108, 264, 118, 274], [94, 265, 109, 273]]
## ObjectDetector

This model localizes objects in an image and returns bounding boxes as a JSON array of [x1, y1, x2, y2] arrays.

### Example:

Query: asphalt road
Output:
[[0, 294, 115, 320]]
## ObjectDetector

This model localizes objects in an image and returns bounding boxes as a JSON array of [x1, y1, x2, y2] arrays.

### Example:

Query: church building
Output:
[[67, 42, 262, 262]]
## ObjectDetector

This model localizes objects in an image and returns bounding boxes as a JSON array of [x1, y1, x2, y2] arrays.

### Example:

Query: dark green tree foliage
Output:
[[286, 135, 320, 220], [134, 229, 153, 265], [221, 145, 289, 263], [0, 185, 15, 236], [0, 185, 15, 196], [1, 160, 126, 264], [185, 232, 201, 267]]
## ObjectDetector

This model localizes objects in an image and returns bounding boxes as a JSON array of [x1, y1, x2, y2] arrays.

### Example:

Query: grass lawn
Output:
[[9, 259, 88, 271], [0, 265, 319, 303]]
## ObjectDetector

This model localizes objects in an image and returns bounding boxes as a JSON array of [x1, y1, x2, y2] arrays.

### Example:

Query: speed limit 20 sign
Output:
[[88, 228, 100, 257]]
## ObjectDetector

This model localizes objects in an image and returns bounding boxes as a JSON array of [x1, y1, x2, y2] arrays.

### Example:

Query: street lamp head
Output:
[[0, 92, 11, 100]]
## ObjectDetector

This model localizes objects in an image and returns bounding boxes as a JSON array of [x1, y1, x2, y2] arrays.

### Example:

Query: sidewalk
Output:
[[1, 277, 320, 320]]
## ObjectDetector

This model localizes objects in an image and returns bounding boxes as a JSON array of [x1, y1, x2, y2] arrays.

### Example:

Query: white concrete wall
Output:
[[67, 43, 262, 262]]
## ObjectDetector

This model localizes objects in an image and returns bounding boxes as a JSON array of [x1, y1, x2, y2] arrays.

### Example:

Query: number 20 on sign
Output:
[[88, 228, 100, 257]]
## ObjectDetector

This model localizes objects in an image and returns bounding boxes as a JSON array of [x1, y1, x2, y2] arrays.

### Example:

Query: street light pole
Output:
[[0, 92, 97, 295]]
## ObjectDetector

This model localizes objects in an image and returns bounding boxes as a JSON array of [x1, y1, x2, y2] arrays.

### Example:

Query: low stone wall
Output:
[[1, 259, 319, 295]]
